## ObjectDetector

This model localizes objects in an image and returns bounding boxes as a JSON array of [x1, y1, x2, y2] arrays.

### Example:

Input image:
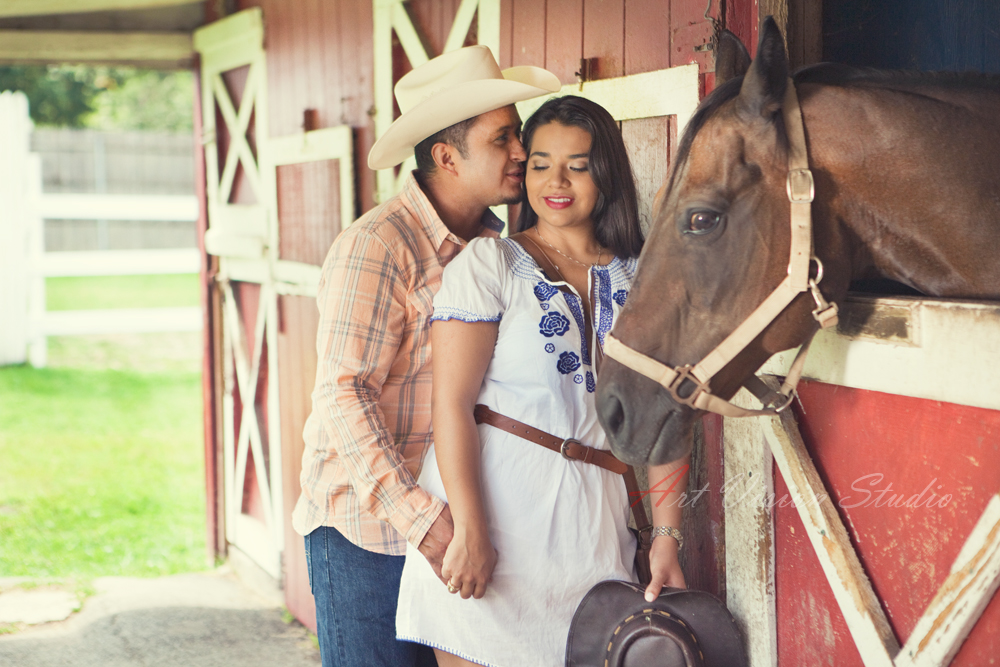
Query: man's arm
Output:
[[312, 229, 449, 558]]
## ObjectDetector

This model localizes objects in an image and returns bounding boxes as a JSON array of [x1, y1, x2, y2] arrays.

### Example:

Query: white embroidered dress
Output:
[[396, 237, 638, 667]]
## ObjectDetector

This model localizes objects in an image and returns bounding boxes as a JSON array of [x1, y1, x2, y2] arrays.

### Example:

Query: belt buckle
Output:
[[559, 438, 582, 461]]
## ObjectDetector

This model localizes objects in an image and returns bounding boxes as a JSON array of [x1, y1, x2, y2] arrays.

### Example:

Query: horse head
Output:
[[597, 18, 851, 465]]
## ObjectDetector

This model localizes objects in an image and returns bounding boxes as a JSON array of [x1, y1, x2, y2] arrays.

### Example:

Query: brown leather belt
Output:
[[473, 404, 628, 475]]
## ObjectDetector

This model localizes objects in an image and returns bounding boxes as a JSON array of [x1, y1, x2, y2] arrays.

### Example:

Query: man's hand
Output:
[[417, 504, 454, 583]]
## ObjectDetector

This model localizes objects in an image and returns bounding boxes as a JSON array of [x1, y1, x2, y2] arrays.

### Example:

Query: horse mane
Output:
[[663, 64, 1000, 203]]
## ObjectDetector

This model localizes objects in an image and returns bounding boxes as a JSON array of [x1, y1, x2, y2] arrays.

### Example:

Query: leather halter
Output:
[[604, 80, 839, 419]]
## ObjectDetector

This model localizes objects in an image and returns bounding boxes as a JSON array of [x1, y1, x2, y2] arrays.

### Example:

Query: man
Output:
[[292, 46, 560, 667]]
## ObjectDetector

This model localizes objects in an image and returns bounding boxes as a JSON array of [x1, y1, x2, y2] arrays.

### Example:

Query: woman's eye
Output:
[[685, 210, 723, 234], [570, 165, 589, 172]]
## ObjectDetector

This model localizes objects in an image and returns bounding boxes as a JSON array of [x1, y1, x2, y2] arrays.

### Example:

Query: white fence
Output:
[[0, 92, 202, 368]]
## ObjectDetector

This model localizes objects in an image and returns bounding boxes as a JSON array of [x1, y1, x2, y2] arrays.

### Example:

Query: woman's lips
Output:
[[543, 196, 573, 210]]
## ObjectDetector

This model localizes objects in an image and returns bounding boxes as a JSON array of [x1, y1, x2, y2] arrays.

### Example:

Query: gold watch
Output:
[[652, 525, 683, 549]]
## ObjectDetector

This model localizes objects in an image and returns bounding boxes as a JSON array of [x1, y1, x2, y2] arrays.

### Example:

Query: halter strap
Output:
[[604, 79, 838, 419]]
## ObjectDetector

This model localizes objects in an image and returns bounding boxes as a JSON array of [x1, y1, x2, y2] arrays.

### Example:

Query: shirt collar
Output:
[[400, 172, 506, 253]]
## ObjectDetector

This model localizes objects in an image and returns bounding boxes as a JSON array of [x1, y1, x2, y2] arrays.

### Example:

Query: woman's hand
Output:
[[440, 526, 497, 600], [644, 532, 686, 602]]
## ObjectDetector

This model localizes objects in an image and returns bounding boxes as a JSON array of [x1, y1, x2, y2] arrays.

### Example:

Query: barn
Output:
[[3, 1, 997, 665]]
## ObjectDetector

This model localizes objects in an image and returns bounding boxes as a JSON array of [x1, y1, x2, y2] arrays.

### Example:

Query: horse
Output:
[[596, 17, 1000, 466]]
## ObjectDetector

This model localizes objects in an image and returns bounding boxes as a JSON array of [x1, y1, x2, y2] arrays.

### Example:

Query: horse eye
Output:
[[685, 210, 722, 235]]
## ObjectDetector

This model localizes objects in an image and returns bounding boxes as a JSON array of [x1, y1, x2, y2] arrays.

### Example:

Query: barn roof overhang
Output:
[[0, 0, 209, 69]]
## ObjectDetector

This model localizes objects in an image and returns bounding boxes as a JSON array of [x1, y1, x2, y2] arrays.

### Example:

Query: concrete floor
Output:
[[0, 568, 320, 667]]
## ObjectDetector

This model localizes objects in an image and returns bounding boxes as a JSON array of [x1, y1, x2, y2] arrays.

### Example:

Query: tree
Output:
[[0, 65, 193, 131], [0, 65, 113, 127]]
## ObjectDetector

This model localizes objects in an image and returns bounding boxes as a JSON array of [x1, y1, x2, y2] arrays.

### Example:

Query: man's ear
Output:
[[431, 142, 460, 177]]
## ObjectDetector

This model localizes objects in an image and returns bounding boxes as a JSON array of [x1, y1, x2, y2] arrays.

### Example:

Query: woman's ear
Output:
[[431, 141, 460, 177]]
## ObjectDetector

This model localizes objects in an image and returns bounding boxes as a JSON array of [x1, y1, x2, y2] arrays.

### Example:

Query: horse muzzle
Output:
[[596, 358, 697, 466]]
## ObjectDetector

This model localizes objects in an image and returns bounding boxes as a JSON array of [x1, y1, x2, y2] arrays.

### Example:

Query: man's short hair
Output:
[[413, 115, 478, 175]]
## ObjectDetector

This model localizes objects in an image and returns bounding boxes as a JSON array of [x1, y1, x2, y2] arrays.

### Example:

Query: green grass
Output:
[[0, 365, 207, 578], [46, 274, 200, 311]]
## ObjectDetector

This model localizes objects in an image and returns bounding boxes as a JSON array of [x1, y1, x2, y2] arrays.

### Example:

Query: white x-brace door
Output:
[[194, 8, 355, 579]]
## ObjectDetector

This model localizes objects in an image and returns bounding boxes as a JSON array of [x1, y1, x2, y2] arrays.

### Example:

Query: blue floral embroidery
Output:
[[613, 289, 629, 307], [544, 343, 555, 353], [557, 351, 581, 375], [574, 374, 584, 384], [534, 281, 559, 302], [562, 294, 591, 366], [540, 302, 549, 310], [596, 269, 614, 349], [539, 312, 571, 338], [586, 371, 596, 393]]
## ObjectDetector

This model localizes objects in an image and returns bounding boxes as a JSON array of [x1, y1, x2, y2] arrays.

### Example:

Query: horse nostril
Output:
[[605, 394, 626, 438]]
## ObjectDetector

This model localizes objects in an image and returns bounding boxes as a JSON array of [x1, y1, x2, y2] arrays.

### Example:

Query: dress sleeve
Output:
[[432, 236, 506, 323]]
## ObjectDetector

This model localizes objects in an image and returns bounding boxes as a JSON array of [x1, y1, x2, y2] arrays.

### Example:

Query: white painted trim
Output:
[[759, 407, 900, 666], [895, 494, 1000, 667], [38, 194, 198, 222], [0, 0, 199, 18], [516, 64, 702, 137], [0, 30, 193, 64], [761, 296, 1000, 411], [38, 306, 201, 336], [443, 0, 479, 53], [39, 249, 200, 277], [724, 390, 778, 667], [264, 124, 355, 240]]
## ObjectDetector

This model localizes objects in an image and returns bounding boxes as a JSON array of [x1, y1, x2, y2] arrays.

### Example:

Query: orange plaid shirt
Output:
[[292, 173, 504, 555]]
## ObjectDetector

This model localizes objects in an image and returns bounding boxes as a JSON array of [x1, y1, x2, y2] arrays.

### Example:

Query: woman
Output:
[[396, 96, 689, 667]]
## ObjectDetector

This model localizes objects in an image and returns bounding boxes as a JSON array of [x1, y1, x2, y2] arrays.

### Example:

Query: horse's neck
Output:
[[806, 82, 1000, 299]]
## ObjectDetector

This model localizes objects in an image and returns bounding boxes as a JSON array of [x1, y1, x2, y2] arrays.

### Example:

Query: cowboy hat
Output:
[[368, 45, 561, 170], [566, 581, 748, 667]]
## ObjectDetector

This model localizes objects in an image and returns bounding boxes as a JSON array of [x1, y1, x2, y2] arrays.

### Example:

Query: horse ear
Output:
[[738, 16, 788, 118], [715, 30, 751, 85]]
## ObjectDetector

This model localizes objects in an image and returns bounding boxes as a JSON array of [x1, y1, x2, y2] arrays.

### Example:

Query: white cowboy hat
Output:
[[368, 45, 561, 170]]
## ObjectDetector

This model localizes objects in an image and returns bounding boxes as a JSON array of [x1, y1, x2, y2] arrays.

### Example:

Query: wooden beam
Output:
[[0, 0, 198, 19], [895, 494, 1000, 667], [0, 30, 193, 65], [759, 401, 900, 666]]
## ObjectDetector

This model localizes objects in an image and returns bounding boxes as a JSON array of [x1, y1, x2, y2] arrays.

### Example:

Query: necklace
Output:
[[534, 227, 603, 269]]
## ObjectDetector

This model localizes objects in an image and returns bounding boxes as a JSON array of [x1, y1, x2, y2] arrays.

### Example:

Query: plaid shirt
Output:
[[292, 173, 504, 555]]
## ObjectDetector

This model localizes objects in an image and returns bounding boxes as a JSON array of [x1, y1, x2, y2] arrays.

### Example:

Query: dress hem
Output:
[[396, 634, 500, 667]]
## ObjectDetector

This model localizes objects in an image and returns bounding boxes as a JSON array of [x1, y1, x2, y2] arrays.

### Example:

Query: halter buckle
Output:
[[772, 390, 797, 413], [667, 365, 712, 408], [787, 168, 815, 203]]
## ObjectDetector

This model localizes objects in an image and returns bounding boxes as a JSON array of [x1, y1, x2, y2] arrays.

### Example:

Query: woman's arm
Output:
[[644, 453, 691, 601], [432, 318, 500, 600]]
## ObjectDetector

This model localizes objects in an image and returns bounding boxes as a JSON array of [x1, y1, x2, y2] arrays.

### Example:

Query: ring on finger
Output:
[[446, 579, 459, 594]]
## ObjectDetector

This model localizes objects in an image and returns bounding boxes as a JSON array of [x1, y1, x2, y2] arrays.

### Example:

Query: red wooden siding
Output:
[[775, 381, 1000, 665]]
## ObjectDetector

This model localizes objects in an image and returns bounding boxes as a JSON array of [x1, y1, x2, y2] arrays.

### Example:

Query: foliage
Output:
[[0, 365, 207, 578], [0, 65, 193, 131], [88, 69, 194, 132], [0, 65, 112, 127]]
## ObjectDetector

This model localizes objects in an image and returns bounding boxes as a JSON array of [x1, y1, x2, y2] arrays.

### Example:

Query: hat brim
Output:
[[566, 581, 748, 667], [368, 66, 561, 170]]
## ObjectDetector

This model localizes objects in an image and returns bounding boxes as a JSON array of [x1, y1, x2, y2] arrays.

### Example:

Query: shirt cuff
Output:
[[389, 486, 447, 550]]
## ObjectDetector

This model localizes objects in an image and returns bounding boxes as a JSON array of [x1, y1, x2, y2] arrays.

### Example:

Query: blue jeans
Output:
[[304, 525, 437, 667]]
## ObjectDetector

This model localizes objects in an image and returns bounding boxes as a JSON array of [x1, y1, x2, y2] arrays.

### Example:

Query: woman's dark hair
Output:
[[516, 96, 643, 259]]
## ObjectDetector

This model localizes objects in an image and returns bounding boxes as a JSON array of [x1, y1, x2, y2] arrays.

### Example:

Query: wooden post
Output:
[[0, 92, 33, 366], [724, 389, 778, 667]]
